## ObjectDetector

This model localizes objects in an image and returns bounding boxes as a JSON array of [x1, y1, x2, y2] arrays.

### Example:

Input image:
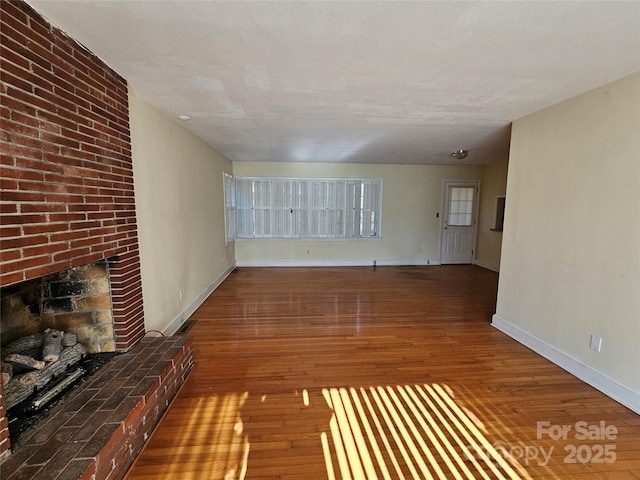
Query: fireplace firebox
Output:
[[2, 260, 117, 353], [1, 260, 119, 415]]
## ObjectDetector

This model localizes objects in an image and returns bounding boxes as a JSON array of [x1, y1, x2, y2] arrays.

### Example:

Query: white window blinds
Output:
[[229, 177, 382, 240], [223, 172, 236, 243]]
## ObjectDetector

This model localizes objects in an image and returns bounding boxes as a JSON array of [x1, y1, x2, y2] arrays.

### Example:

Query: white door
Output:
[[440, 182, 478, 264]]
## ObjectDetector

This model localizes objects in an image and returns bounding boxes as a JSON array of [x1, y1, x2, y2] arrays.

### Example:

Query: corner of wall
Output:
[[162, 263, 236, 336]]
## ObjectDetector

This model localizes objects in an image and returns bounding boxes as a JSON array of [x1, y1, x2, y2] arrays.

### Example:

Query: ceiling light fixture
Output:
[[178, 115, 191, 121], [451, 149, 468, 160]]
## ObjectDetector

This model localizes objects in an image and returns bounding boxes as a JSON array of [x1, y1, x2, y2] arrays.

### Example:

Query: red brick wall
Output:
[[1, 0, 145, 458]]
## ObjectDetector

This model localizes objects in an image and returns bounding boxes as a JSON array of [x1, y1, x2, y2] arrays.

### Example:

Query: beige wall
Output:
[[130, 90, 235, 333], [495, 73, 640, 404], [475, 160, 509, 271], [232, 162, 483, 265]]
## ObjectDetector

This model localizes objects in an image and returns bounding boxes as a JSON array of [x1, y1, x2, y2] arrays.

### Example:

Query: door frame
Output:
[[439, 180, 481, 264]]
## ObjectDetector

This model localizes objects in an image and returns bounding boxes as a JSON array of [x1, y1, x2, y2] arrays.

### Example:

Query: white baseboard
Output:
[[492, 315, 640, 414], [235, 259, 432, 267], [474, 258, 500, 272], [163, 264, 236, 336]]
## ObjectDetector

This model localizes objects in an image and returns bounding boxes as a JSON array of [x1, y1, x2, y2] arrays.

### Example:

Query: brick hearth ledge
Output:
[[1, 336, 194, 480]]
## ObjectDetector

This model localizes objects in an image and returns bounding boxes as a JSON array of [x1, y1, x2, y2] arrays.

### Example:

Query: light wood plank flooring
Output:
[[125, 266, 640, 479]]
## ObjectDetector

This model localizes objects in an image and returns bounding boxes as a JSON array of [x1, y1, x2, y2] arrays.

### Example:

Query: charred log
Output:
[[4, 354, 45, 370], [1, 361, 12, 385], [3, 332, 45, 359], [42, 329, 63, 362], [4, 343, 87, 409], [62, 332, 77, 347]]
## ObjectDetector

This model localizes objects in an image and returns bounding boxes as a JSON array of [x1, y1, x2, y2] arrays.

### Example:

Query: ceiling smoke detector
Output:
[[451, 149, 468, 160]]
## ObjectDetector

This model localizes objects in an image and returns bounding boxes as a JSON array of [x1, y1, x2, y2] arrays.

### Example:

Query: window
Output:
[[447, 186, 475, 226], [229, 177, 382, 240], [224, 172, 236, 243]]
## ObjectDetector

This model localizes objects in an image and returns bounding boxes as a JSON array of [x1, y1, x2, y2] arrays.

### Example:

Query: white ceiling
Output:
[[28, 1, 640, 165]]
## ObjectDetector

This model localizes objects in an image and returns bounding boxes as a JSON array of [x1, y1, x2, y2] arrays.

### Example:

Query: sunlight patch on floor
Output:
[[163, 393, 250, 480], [134, 384, 533, 479], [321, 384, 532, 480]]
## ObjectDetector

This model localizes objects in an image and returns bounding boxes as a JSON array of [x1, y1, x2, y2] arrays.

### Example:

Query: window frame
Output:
[[230, 176, 383, 241]]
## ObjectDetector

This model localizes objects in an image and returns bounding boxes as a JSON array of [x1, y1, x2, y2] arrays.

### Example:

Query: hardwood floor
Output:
[[125, 266, 640, 480]]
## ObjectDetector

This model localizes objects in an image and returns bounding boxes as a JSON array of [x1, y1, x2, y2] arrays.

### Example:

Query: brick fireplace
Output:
[[1, 0, 145, 461]]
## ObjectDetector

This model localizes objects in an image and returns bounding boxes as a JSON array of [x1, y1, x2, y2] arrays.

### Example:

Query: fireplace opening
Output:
[[1, 259, 119, 445]]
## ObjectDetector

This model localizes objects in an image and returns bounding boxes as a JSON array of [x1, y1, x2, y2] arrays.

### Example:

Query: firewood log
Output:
[[62, 332, 77, 347], [3, 332, 45, 358], [3, 353, 46, 370], [1, 361, 11, 386], [17, 371, 38, 385], [31, 343, 87, 388], [1, 361, 12, 376], [4, 375, 36, 410], [42, 329, 63, 362], [3, 343, 87, 409]]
